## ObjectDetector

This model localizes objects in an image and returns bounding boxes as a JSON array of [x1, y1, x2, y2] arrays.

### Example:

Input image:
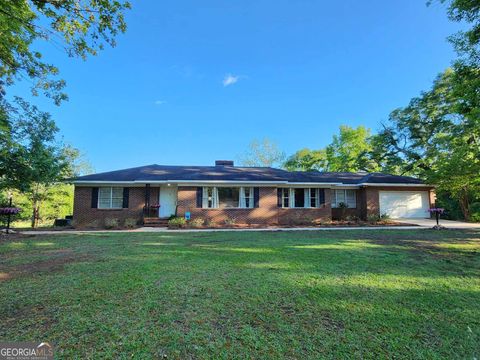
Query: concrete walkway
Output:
[[395, 218, 480, 229], [16, 219, 479, 235]]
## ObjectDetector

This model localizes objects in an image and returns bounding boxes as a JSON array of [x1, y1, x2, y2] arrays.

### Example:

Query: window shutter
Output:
[[196, 187, 203, 208], [91, 187, 99, 208], [277, 188, 282, 207], [253, 187, 260, 208], [318, 189, 325, 206], [122, 188, 129, 208]]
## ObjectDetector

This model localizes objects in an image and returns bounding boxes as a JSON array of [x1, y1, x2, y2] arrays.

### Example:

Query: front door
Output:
[[159, 186, 177, 218]]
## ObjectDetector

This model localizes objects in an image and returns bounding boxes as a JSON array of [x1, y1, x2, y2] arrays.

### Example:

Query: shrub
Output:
[[345, 215, 360, 222], [224, 217, 237, 226], [470, 212, 480, 222], [104, 218, 119, 229], [337, 202, 349, 220], [86, 219, 99, 228], [189, 218, 204, 228], [168, 217, 186, 229], [205, 219, 216, 227], [124, 218, 137, 229], [380, 213, 390, 220], [367, 214, 380, 223]]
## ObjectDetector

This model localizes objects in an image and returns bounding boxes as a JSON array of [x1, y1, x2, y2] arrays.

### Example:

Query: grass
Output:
[[0, 230, 479, 359]]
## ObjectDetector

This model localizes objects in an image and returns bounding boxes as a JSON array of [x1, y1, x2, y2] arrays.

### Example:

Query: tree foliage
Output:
[[284, 126, 378, 172], [0, 0, 130, 104], [284, 148, 327, 171], [374, 68, 480, 220], [0, 98, 86, 226], [239, 138, 286, 167], [429, 0, 480, 65], [325, 125, 379, 172]]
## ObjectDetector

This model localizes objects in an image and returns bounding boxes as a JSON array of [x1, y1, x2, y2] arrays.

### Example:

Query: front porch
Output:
[[142, 184, 178, 225]]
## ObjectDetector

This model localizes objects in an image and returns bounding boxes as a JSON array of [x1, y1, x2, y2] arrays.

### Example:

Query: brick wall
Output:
[[73, 186, 158, 227], [73, 185, 435, 227], [177, 186, 332, 225]]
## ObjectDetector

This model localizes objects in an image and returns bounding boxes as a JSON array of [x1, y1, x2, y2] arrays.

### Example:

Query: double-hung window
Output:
[[332, 189, 356, 208], [293, 188, 305, 208], [202, 187, 254, 208], [279, 188, 325, 208], [98, 187, 124, 209], [309, 188, 322, 208], [279, 188, 290, 208], [240, 187, 254, 208]]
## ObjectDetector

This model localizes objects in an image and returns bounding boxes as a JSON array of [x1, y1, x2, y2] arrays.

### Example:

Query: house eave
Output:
[[72, 180, 345, 187], [358, 182, 434, 187]]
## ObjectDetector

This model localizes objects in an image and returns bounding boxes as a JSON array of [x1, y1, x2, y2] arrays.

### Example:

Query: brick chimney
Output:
[[215, 160, 234, 166]]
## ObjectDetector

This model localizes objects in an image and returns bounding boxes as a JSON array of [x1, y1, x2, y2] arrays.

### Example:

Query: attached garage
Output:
[[379, 191, 430, 219]]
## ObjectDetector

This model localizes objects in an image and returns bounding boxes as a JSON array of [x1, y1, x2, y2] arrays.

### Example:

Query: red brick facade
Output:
[[176, 187, 332, 225], [73, 186, 158, 227], [72, 185, 434, 227]]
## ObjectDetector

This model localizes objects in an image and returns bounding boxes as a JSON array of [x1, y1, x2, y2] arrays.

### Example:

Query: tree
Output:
[[0, 0, 130, 105], [375, 68, 480, 220], [283, 126, 379, 172], [239, 138, 286, 167], [325, 125, 379, 172], [0, 98, 80, 227], [284, 148, 327, 171], [429, 0, 480, 65]]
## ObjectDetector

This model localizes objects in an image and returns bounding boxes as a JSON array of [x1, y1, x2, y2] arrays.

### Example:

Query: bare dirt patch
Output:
[[0, 250, 93, 281]]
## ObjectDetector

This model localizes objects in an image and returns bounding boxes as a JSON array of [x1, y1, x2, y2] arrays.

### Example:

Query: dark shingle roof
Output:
[[73, 164, 427, 185]]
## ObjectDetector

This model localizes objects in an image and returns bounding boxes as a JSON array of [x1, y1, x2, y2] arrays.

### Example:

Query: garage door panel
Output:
[[379, 191, 429, 219]]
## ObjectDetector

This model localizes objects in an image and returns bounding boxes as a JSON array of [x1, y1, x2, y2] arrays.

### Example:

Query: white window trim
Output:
[[332, 189, 356, 208], [98, 187, 124, 209], [202, 186, 254, 209], [281, 188, 324, 209]]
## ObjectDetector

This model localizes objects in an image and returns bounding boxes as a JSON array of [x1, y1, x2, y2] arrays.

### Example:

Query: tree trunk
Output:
[[31, 201, 39, 228], [458, 189, 470, 221]]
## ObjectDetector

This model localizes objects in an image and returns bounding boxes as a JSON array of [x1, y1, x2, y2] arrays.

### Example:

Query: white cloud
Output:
[[154, 100, 166, 105], [222, 74, 240, 87]]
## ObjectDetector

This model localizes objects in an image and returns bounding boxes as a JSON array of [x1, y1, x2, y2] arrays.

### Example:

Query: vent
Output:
[[215, 160, 234, 166]]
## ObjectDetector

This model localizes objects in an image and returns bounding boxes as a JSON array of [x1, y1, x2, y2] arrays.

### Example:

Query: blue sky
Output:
[[21, 0, 462, 172]]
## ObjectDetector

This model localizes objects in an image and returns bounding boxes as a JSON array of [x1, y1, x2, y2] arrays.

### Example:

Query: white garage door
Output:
[[379, 191, 430, 219]]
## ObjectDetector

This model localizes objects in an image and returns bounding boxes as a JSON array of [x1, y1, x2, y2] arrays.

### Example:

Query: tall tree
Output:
[[1, 98, 78, 227], [0, 0, 130, 105], [325, 125, 379, 172], [239, 138, 286, 167], [283, 126, 378, 172], [375, 68, 480, 220], [430, 0, 480, 65], [284, 148, 327, 171]]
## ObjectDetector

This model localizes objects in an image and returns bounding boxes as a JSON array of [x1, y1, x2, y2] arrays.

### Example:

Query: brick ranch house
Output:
[[72, 160, 435, 227]]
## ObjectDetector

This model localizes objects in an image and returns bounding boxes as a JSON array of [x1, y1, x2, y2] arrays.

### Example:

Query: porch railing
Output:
[[143, 205, 160, 218]]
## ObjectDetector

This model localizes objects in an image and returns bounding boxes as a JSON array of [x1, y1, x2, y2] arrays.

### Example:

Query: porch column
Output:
[[145, 184, 151, 209]]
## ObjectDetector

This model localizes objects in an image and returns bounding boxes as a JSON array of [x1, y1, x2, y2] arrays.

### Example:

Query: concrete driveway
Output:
[[396, 218, 480, 229]]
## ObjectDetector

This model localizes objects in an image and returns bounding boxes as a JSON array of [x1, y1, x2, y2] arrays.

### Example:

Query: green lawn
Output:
[[0, 230, 479, 359]]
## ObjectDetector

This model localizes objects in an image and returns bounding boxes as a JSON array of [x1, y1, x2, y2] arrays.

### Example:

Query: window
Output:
[[202, 187, 217, 208], [280, 188, 290, 208], [98, 187, 123, 209], [217, 187, 240, 208], [333, 189, 356, 208], [240, 187, 254, 208], [293, 188, 305, 208], [310, 188, 318, 208], [202, 187, 254, 208], [279, 188, 325, 208]]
